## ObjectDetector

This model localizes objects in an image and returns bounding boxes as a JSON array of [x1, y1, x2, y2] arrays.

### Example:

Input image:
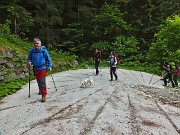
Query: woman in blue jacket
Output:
[[28, 38, 52, 102]]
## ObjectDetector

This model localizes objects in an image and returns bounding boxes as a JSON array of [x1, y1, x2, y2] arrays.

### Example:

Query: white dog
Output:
[[80, 77, 93, 88]]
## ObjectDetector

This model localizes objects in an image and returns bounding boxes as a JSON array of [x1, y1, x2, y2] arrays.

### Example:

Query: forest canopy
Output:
[[0, 0, 180, 64]]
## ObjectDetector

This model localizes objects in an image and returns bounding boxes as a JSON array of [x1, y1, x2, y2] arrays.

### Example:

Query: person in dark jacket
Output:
[[163, 62, 175, 87], [93, 49, 101, 75], [108, 51, 118, 81], [28, 37, 52, 102]]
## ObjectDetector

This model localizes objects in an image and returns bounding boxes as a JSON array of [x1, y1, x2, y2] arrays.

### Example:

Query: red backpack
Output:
[[99, 50, 103, 58], [114, 53, 120, 64]]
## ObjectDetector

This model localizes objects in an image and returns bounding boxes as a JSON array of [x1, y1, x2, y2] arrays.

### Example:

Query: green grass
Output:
[[0, 78, 28, 100]]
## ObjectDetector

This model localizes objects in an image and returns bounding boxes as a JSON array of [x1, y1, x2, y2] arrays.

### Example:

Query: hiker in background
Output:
[[108, 51, 118, 81], [173, 64, 179, 87], [28, 37, 52, 102], [93, 48, 101, 76], [163, 62, 175, 87], [161, 61, 167, 80]]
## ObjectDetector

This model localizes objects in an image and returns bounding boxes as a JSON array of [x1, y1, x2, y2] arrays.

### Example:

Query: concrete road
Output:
[[0, 68, 180, 135]]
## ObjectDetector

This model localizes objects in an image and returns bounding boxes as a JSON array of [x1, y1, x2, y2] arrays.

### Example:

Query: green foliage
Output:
[[0, 20, 11, 34], [1, 0, 180, 59], [91, 36, 139, 61], [112, 36, 139, 59], [23, 0, 63, 45], [92, 3, 131, 42], [0, 78, 27, 100], [90, 3, 140, 61], [148, 15, 180, 65], [1, 21, 33, 54], [120, 61, 161, 76], [0, 4, 34, 35], [91, 41, 111, 58], [49, 49, 78, 69]]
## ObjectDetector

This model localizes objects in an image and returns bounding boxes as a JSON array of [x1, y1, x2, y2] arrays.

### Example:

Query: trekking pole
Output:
[[92, 61, 95, 75], [28, 66, 31, 98], [98, 66, 102, 76], [51, 74, 57, 91]]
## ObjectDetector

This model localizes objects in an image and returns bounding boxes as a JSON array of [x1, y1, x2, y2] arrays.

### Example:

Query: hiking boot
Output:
[[115, 78, 118, 81], [41, 96, 46, 102], [110, 79, 113, 81]]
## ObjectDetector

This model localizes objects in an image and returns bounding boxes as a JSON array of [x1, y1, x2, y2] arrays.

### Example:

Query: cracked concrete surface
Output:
[[0, 68, 180, 135]]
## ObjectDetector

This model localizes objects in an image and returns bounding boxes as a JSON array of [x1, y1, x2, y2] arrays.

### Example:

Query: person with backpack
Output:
[[93, 48, 101, 76], [173, 64, 179, 87], [163, 62, 175, 87], [28, 37, 52, 102], [108, 51, 118, 81], [161, 61, 167, 80]]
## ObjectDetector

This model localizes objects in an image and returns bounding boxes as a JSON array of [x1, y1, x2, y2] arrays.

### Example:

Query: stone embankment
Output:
[[0, 48, 28, 83]]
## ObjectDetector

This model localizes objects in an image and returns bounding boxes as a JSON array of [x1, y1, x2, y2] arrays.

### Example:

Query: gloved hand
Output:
[[28, 62, 33, 68], [48, 67, 52, 72]]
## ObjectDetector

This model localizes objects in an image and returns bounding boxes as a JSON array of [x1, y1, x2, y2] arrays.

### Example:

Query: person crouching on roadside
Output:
[[28, 37, 52, 102]]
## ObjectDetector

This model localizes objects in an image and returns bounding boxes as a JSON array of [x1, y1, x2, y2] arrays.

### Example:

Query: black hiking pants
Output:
[[110, 67, 118, 80], [95, 60, 100, 75], [164, 72, 175, 87]]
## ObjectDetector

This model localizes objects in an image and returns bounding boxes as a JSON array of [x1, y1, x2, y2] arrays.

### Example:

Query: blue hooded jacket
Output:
[[28, 46, 52, 70]]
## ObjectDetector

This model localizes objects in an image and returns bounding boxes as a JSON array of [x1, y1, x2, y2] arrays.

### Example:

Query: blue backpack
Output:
[[30, 46, 47, 67]]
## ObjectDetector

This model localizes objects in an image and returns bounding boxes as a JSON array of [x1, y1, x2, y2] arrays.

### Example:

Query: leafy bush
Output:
[[148, 15, 180, 65], [112, 36, 139, 60], [120, 61, 161, 76], [0, 78, 28, 99]]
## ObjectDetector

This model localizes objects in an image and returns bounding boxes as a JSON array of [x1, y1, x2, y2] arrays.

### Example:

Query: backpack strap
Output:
[[30, 48, 46, 60], [30, 48, 46, 68]]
